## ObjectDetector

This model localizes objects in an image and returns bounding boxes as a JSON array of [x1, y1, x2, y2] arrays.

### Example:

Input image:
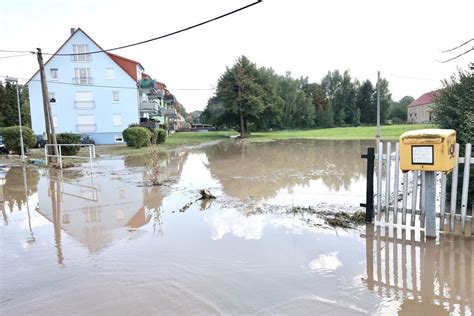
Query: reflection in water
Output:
[[205, 140, 368, 203], [3, 166, 39, 212], [364, 225, 473, 314], [2, 140, 473, 315]]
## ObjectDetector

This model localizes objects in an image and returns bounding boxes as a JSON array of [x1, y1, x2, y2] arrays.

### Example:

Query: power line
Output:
[[440, 38, 474, 53], [436, 47, 474, 63], [0, 49, 35, 54], [0, 53, 35, 60], [42, 0, 262, 56], [0, 75, 214, 91]]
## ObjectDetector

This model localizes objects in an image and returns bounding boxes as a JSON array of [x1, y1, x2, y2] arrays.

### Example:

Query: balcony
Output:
[[139, 101, 159, 114], [74, 100, 95, 109], [76, 124, 97, 133], [71, 54, 92, 62], [72, 77, 94, 85]]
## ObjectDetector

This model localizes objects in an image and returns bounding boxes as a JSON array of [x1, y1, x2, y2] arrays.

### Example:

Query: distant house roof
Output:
[[107, 52, 144, 81], [408, 91, 440, 108]]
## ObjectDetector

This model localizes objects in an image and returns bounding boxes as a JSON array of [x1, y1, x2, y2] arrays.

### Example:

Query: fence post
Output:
[[360, 147, 375, 222], [460, 143, 471, 234], [425, 171, 436, 238]]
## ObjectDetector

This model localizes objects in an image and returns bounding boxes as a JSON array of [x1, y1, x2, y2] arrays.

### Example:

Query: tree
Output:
[[0, 82, 31, 129], [321, 70, 359, 126], [216, 56, 272, 137], [388, 95, 414, 123], [431, 67, 474, 202], [356, 80, 376, 124], [432, 68, 473, 146], [302, 83, 333, 128]]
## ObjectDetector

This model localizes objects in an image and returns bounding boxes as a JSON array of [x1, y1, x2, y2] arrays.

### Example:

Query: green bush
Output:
[[123, 126, 152, 148], [56, 133, 81, 156], [2, 126, 36, 154], [156, 128, 166, 144]]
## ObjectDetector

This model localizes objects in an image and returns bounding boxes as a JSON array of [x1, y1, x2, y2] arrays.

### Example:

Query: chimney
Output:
[[70, 28, 76, 35]]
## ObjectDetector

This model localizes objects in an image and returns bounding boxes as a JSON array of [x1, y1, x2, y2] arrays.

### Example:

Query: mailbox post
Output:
[[399, 129, 456, 238]]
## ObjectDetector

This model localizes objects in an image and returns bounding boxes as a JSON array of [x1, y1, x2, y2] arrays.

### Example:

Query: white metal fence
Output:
[[375, 142, 472, 235], [45, 144, 96, 169]]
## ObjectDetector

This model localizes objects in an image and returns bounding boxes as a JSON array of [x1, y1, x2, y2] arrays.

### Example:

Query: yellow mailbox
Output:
[[399, 129, 456, 172]]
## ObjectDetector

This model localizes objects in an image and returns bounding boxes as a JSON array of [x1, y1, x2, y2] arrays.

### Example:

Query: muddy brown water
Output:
[[1, 140, 472, 315]]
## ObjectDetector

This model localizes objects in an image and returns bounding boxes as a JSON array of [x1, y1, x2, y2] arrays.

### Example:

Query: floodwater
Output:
[[1, 140, 472, 315]]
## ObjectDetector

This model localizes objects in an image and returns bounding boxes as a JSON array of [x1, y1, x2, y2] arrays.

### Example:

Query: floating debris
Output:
[[199, 189, 216, 200]]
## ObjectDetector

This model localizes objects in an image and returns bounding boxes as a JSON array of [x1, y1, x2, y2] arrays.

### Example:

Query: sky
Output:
[[0, 0, 473, 112]]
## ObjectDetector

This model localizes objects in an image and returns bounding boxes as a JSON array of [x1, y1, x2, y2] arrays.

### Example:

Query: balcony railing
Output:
[[72, 77, 94, 85], [74, 100, 95, 109], [139, 101, 159, 113], [76, 124, 97, 133], [71, 54, 92, 62]]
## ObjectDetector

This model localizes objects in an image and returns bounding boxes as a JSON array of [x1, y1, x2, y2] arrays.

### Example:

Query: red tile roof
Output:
[[408, 91, 440, 107], [107, 52, 143, 81]]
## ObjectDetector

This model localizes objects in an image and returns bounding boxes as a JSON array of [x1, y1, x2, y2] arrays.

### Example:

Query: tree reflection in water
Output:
[[204, 139, 369, 200]]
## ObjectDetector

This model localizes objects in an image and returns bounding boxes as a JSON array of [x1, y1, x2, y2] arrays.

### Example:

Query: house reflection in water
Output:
[[364, 226, 473, 314], [35, 164, 154, 256]]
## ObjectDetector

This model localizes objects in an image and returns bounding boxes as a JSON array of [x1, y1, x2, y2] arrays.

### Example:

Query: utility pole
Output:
[[5, 77, 25, 163], [36, 48, 58, 163]]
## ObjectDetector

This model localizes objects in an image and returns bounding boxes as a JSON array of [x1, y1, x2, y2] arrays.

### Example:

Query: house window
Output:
[[114, 134, 124, 143], [73, 68, 93, 85], [53, 116, 58, 128], [72, 44, 92, 62], [112, 91, 120, 102], [113, 114, 122, 126], [77, 115, 96, 133], [50, 68, 58, 79], [106, 68, 115, 80], [75, 91, 94, 109], [49, 92, 56, 103], [119, 189, 126, 199], [62, 213, 70, 224]]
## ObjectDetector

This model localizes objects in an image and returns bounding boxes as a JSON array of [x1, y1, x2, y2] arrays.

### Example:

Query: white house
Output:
[[27, 28, 146, 144]]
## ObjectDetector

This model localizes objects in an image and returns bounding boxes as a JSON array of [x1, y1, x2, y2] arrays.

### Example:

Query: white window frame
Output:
[[72, 44, 92, 62], [112, 91, 120, 103], [74, 68, 92, 85], [106, 68, 115, 80], [114, 134, 124, 143], [50, 68, 58, 80], [49, 92, 56, 103], [76, 115, 96, 133], [112, 114, 122, 126], [75, 91, 94, 109]]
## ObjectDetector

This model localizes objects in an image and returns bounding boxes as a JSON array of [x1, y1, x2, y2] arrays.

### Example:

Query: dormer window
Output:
[[72, 44, 92, 62]]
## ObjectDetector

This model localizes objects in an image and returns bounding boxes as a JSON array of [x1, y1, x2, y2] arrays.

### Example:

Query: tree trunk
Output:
[[239, 110, 245, 138]]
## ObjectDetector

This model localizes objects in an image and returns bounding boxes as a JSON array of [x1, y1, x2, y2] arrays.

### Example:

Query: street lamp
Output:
[[5, 76, 25, 163]]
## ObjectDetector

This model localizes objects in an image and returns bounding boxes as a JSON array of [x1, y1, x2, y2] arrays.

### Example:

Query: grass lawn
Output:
[[250, 124, 433, 141]]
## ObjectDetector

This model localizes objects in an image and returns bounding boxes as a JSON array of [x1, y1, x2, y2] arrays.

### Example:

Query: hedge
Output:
[[56, 133, 81, 155], [2, 126, 36, 154], [123, 126, 152, 148]]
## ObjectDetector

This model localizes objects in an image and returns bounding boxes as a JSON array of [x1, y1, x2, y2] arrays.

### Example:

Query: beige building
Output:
[[407, 91, 439, 124]]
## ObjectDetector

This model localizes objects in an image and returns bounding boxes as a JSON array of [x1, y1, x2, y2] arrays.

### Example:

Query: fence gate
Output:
[[361, 142, 473, 236]]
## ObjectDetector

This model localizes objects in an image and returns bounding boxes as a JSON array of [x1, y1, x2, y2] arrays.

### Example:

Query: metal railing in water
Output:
[[45, 144, 96, 169]]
